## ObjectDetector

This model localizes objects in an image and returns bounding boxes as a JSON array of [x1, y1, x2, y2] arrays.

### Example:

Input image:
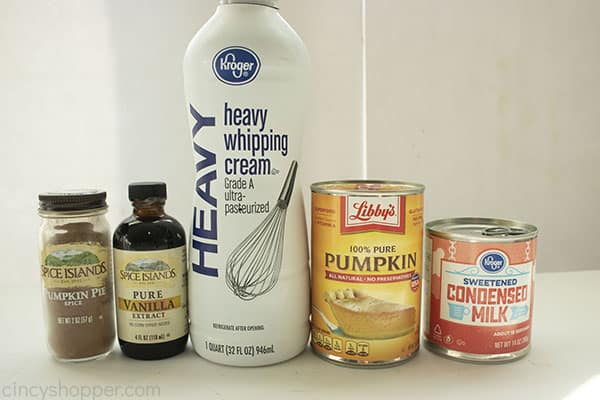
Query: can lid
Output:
[[128, 182, 167, 201], [311, 180, 425, 196], [426, 217, 538, 243], [38, 190, 107, 212]]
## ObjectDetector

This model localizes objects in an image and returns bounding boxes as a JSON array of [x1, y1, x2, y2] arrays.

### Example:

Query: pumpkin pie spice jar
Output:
[[38, 190, 116, 361], [310, 181, 425, 367]]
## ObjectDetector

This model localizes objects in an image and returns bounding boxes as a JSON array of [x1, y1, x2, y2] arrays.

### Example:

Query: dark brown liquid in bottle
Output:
[[113, 200, 188, 360]]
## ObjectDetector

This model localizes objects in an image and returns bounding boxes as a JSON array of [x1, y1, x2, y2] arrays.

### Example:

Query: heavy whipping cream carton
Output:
[[183, 0, 310, 366]]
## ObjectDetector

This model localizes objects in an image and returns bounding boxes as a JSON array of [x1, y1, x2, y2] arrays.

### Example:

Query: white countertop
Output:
[[1, 271, 599, 400]]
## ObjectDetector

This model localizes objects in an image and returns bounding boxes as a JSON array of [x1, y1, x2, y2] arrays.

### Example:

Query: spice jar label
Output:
[[114, 246, 188, 344], [40, 244, 109, 289]]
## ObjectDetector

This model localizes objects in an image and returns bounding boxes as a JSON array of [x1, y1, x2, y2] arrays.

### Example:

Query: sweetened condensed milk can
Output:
[[424, 217, 538, 362], [310, 181, 425, 367]]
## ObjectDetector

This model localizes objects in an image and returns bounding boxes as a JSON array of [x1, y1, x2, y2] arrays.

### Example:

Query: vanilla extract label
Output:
[[114, 247, 188, 344]]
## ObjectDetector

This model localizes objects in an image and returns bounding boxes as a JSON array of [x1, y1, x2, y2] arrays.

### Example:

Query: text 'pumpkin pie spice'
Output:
[[310, 181, 424, 367]]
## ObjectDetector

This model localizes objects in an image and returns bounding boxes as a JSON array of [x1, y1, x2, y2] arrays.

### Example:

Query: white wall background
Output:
[[1, 0, 598, 289]]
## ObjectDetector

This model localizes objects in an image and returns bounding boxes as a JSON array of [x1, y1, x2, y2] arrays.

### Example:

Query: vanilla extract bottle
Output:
[[113, 182, 188, 360]]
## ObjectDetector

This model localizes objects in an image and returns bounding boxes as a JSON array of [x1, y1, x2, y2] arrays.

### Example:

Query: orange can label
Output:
[[311, 184, 424, 365]]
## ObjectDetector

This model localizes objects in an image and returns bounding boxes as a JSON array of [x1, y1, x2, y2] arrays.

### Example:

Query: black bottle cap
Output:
[[38, 190, 107, 211], [128, 182, 167, 201]]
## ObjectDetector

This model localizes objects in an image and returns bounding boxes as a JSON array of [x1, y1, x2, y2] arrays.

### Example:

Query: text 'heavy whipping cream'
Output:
[[183, 0, 310, 366]]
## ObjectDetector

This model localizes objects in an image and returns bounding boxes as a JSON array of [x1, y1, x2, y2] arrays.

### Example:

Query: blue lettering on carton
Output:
[[190, 104, 219, 277]]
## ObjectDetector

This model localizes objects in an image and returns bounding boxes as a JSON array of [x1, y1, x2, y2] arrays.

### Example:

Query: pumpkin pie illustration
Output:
[[324, 288, 415, 339]]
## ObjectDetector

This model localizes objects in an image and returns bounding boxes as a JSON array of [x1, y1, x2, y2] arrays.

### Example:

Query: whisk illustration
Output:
[[226, 160, 298, 301]]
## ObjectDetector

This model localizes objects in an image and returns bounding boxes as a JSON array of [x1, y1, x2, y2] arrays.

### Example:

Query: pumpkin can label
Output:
[[311, 182, 424, 366]]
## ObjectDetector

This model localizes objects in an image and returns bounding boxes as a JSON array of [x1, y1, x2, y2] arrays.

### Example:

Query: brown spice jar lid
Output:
[[39, 190, 107, 211]]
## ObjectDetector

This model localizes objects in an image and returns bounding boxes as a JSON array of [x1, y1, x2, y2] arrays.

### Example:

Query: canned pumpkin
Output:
[[310, 181, 425, 367]]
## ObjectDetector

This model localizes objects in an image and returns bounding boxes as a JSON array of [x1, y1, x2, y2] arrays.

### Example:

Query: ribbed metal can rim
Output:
[[311, 180, 425, 196], [426, 217, 538, 243]]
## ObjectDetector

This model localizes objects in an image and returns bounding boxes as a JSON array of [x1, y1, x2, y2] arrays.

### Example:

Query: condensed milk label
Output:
[[425, 237, 537, 354], [311, 184, 424, 365]]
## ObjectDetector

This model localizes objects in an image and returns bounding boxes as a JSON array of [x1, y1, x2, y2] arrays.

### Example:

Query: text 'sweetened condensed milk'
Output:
[[424, 218, 538, 363], [311, 181, 425, 367]]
